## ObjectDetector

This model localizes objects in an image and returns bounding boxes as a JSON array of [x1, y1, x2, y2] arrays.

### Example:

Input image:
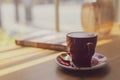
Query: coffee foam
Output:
[[68, 32, 96, 38]]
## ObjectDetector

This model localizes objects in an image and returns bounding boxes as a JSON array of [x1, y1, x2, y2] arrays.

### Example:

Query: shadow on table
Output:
[[56, 64, 110, 79]]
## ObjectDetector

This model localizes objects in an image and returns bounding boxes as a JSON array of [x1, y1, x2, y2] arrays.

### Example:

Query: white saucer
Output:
[[55, 52, 107, 70]]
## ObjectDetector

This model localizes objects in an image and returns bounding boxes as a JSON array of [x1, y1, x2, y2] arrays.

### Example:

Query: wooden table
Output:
[[0, 25, 120, 80]]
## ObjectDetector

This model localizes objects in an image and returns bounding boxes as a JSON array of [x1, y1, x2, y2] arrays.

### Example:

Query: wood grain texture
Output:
[[1, 37, 120, 80]]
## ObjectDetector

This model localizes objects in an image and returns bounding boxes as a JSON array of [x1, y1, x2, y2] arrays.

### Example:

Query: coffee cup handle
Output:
[[86, 42, 94, 55]]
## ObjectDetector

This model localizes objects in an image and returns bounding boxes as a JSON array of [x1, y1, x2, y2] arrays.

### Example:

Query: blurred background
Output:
[[0, 0, 120, 45]]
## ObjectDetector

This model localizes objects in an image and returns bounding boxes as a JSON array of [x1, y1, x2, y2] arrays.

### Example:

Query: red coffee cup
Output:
[[66, 32, 97, 68]]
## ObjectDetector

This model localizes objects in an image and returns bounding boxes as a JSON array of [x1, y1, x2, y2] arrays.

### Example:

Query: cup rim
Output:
[[67, 31, 97, 38]]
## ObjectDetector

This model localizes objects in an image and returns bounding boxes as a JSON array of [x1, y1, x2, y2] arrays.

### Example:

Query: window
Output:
[[0, 0, 118, 33], [59, 0, 83, 32], [32, 0, 55, 30]]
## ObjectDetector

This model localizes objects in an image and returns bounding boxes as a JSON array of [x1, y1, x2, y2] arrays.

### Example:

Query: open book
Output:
[[15, 30, 67, 51]]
